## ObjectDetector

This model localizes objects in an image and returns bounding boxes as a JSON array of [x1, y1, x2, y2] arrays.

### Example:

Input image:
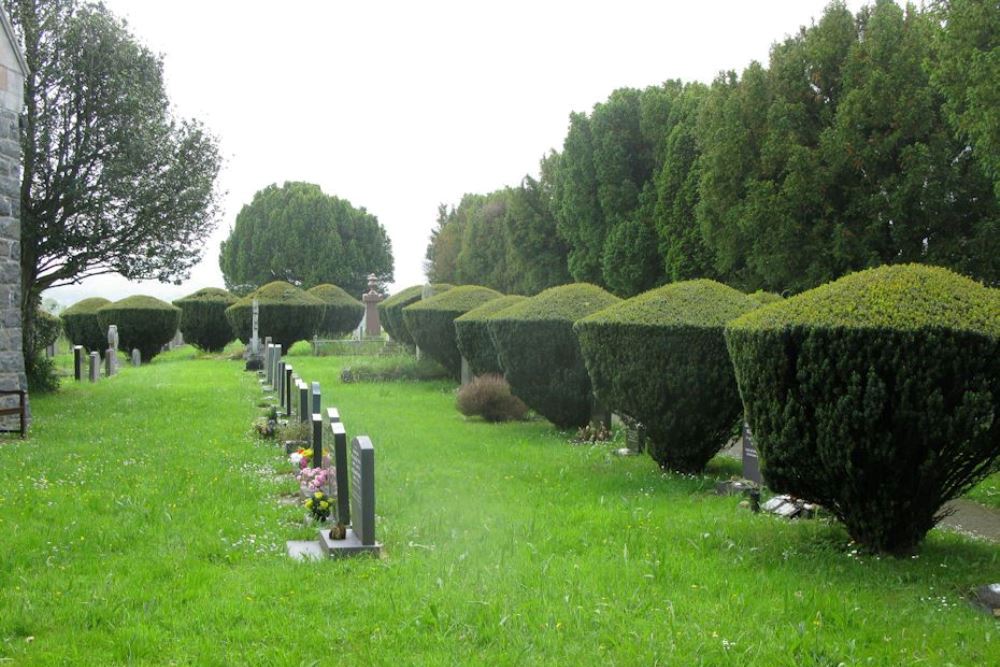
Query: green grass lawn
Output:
[[1, 347, 997, 665]]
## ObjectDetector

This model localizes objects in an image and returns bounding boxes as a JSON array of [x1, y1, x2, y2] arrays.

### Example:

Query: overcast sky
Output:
[[46, 0, 876, 308]]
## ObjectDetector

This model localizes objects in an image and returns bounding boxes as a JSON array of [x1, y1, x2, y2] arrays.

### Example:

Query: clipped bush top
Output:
[[381, 283, 454, 308], [307, 283, 362, 305], [174, 287, 237, 304], [99, 295, 178, 311], [405, 285, 503, 313], [234, 281, 324, 307], [730, 264, 1000, 335], [580, 279, 757, 328], [491, 283, 620, 322], [62, 297, 111, 315], [455, 295, 528, 323], [749, 290, 783, 306]]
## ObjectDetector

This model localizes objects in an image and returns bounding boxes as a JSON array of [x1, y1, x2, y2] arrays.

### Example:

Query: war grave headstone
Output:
[[88, 352, 99, 382], [131, 349, 141, 366], [319, 434, 381, 557], [73, 345, 83, 381]]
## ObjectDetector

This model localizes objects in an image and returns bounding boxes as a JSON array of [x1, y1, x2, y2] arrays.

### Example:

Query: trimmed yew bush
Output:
[[97, 296, 181, 361], [402, 285, 502, 379], [378, 283, 453, 345], [307, 284, 364, 336], [225, 281, 325, 352], [32, 310, 62, 352], [726, 264, 1000, 555], [173, 287, 238, 352], [749, 290, 783, 306], [455, 295, 528, 376], [456, 374, 529, 422], [60, 297, 112, 352], [575, 280, 760, 473], [489, 284, 620, 429]]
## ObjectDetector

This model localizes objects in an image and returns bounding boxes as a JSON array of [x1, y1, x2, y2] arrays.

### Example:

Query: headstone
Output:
[[299, 381, 309, 424], [277, 361, 286, 411], [88, 352, 99, 382], [272, 345, 282, 392], [284, 365, 293, 417], [107, 324, 118, 352], [311, 413, 323, 468], [361, 273, 383, 337], [131, 349, 141, 367], [311, 381, 321, 415], [250, 299, 260, 355], [460, 356, 472, 386], [73, 345, 83, 381], [326, 407, 341, 424], [350, 436, 377, 546], [264, 344, 273, 384], [742, 422, 762, 485], [105, 349, 113, 377], [331, 421, 349, 524]]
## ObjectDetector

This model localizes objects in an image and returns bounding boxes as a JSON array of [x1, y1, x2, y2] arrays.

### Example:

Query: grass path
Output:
[[0, 347, 997, 665]]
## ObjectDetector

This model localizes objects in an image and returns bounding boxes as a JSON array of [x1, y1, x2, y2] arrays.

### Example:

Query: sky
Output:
[[45, 0, 875, 308]]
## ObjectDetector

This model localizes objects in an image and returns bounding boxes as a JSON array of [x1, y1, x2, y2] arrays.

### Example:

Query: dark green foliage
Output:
[[455, 295, 528, 376], [748, 290, 783, 306], [575, 280, 759, 472], [32, 310, 62, 351], [600, 218, 661, 297], [97, 296, 181, 362], [456, 374, 529, 422], [26, 309, 63, 392], [225, 281, 325, 352], [60, 297, 112, 352], [340, 356, 449, 383], [173, 288, 238, 352], [307, 284, 364, 336], [489, 284, 620, 429], [378, 284, 453, 346], [218, 181, 393, 297], [725, 264, 1000, 554], [402, 286, 503, 379]]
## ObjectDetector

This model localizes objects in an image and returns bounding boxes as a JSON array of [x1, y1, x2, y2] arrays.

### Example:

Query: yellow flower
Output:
[[313, 491, 322, 499], [305, 499, 313, 508], [319, 501, 329, 509]]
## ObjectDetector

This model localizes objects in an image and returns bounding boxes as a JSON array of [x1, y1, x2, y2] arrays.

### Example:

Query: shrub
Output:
[[173, 287, 238, 352], [749, 290, 783, 305], [60, 297, 112, 352], [489, 284, 620, 429], [402, 285, 503, 379], [31, 309, 62, 352], [456, 373, 529, 422], [225, 281, 326, 352], [378, 283, 453, 345], [339, 355, 448, 383], [307, 284, 364, 336], [455, 295, 528, 376], [96, 295, 181, 362], [725, 264, 1000, 555], [575, 280, 760, 473]]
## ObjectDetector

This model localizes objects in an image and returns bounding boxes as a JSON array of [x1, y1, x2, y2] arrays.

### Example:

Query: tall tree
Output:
[[6, 0, 222, 382], [219, 182, 393, 297]]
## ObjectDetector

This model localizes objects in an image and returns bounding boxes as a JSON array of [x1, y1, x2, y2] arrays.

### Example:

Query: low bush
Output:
[[340, 355, 449, 383], [403, 286, 503, 379], [725, 264, 1000, 555], [60, 297, 112, 352], [378, 283, 453, 345], [455, 295, 528, 376], [31, 310, 62, 353], [575, 280, 759, 473], [456, 374, 529, 422], [489, 284, 620, 429], [173, 287, 238, 352], [225, 281, 326, 352], [307, 284, 365, 336], [96, 296, 181, 362]]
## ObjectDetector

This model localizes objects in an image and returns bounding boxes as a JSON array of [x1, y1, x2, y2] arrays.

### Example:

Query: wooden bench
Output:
[[0, 389, 26, 438]]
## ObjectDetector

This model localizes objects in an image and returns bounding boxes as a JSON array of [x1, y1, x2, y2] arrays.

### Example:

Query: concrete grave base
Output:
[[286, 540, 325, 561], [318, 528, 381, 558]]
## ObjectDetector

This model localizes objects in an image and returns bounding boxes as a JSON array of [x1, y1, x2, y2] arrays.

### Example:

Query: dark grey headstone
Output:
[[311, 413, 323, 468], [131, 349, 141, 367], [350, 436, 376, 546], [299, 381, 309, 424], [284, 366, 293, 417], [311, 381, 321, 415], [332, 421, 349, 524], [742, 422, 762, 485], [461, 356, 472, 386], [277, 361, 286, 410], [327, 407, 341, 424], [88, 352, 99, 382], [73, 346, 83, 381], [105, 349, 112, 377]]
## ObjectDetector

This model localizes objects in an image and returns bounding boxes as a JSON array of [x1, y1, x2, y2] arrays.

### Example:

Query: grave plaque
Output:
[[742, 422, 762, 485], [73, 345, 83, 381], [311, 413, 323, 468], [350, 436, 376, 546], [311, 381, 321, 415], [131, 349, 141, 367], [299, 381, 309, 424], [332, 421, 349, 524], [88, 352, 99, 382]]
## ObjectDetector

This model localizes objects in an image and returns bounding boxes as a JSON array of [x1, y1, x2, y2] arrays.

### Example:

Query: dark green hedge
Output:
[[225, 281, 326, 352], [173, 287, 238, 352], [60, 297, 112, 352], [489, 284, 620, 429], [725, 264, 1000, 555], [749, 290, 783, 306], [307, 284, 364, 336], [455, 295, 528, 376], [378, 283, 453, 345], [402, 286, 503, 379], [97, 295, 181, 361], [576, 280, 759, 473], [31, 310, 62, 353]]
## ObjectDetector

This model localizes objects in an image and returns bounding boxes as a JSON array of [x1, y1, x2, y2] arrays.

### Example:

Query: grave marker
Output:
[[326, 407, 340, 424], [331, 421, 349, 524], [131, 349, 141, 367], [107, 325, 119, 375], [742, 422, 762, 485], [105, 350, 113, 377], [284, 366, 293, 417], [299, 381, 309, 424], [73, 345, 83, 381], [277, 361, 286, 411], [311, 381, 321, 415], [88, 352, 99, 382], [350, 436, 378, 547], [311, 413, 323, 468]]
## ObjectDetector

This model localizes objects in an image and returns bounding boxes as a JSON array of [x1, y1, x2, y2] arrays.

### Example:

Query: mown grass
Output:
[[0, 347, 997, 665]]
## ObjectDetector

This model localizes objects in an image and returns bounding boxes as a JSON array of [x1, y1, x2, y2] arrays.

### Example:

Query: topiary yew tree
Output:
[[378, 283, 453, 345], [306, 284, 364, 336], [575, 280, 760, 473], [97, 295, 181, 361], [60, 297, 112, 352], [402, 286, 503, 379], [173, 287, 238, 352], [225, 281, 325, 352], [489, 284, 620, 429], [455, 295, 528, 376], [725, 264, 1000, 555]]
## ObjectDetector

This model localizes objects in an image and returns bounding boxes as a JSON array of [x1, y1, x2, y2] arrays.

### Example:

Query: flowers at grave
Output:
[[289, 448, 312, 467], [252, 417, 275, 438], [304, 490, 333, 521], [297, 466, 333, 494]]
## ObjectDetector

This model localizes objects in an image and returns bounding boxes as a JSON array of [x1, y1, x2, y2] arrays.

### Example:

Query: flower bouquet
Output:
[[304, 490, 332, 522]]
